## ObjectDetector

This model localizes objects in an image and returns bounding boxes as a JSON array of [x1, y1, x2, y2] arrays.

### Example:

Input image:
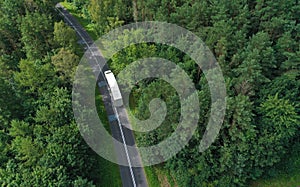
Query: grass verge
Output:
[[144, 166, 160, 187], [144, 166, 177, 187]]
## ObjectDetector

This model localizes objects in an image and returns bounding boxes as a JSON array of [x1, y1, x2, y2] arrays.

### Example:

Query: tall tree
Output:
[[255, 94, 300, 169], [20, 12, 53, 60], [53, 21, 77, 52], [51, 48, 79, 84], [14, 59, 56, 95]]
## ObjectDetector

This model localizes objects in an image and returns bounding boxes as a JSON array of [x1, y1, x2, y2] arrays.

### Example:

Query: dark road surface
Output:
[[56, 4, 148, 187]]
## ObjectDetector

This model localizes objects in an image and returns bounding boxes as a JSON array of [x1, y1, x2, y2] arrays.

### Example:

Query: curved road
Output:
[[55, 4, 148, 187]]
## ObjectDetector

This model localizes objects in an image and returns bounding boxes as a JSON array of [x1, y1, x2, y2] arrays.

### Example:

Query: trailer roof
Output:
[[104, 70, 122, 100]]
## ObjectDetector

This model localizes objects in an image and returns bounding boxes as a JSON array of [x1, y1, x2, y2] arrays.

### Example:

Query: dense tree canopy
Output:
[[67, 0, 299, 186], [0, 1, 100, 186], [0, 0, 299, 186]]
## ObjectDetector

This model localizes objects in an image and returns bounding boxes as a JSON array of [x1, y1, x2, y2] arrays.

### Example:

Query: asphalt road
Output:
[[56, 4, 148, 187]]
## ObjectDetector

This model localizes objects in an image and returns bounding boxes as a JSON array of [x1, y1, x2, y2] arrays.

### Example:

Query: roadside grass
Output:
[[160, 168, 176, 187], [95, 89, 110, 132], [144, 166, 177, 187], [251, 142, 300, 187], [144, 166, 160, 187], [95, 88, 122, 187], [60, 1, 97, 40]]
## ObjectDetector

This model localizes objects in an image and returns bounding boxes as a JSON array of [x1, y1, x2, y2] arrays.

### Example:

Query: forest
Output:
[[0, 0, 299, 186]]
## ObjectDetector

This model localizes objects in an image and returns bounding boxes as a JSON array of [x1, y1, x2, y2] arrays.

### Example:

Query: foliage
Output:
[[53, 21, 77, 52], [82, 0, 298, 185], [1, 0, 299, 186], [51, 48, 79, 84], [20, 12, 54, 60], [0, 0, 105, 186]]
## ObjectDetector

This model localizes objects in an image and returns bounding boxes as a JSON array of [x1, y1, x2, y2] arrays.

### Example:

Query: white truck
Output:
[[104, 70, 123, 107]]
